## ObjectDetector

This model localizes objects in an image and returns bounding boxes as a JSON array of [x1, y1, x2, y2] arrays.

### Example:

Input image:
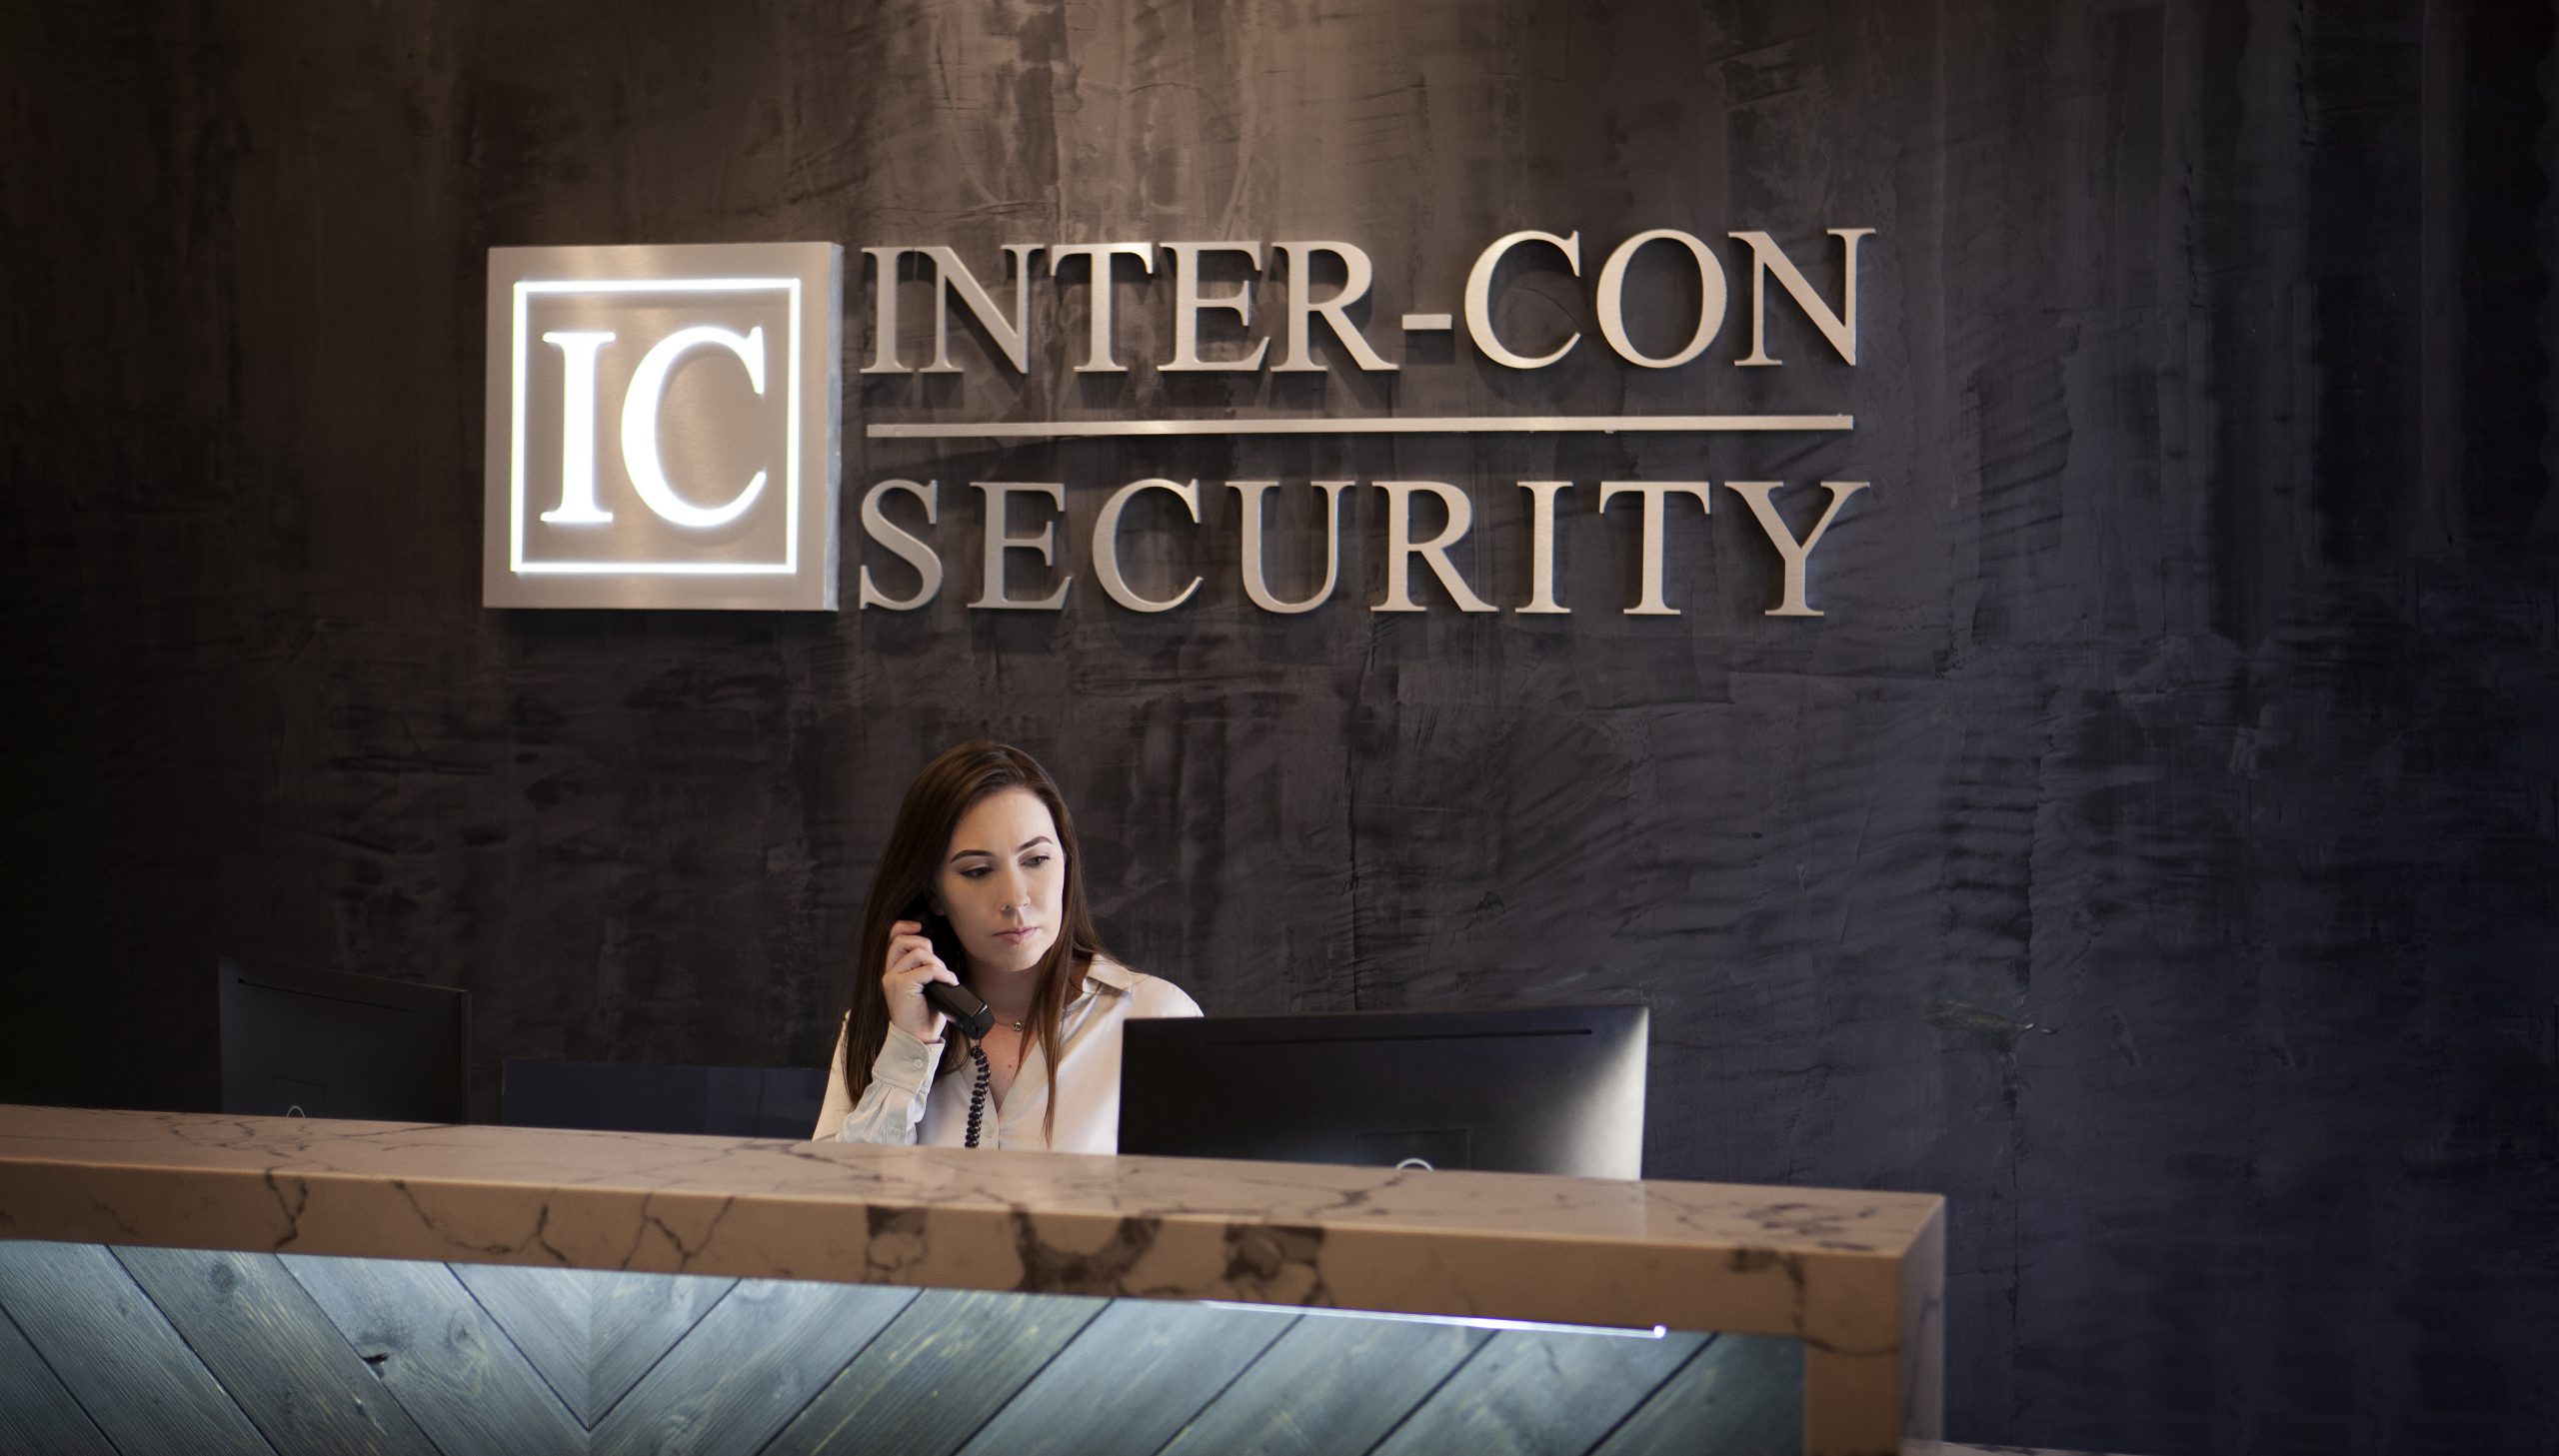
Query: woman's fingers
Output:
[[903, 955, 954, 985], [884, 932, 933, 975], [882, 949, 950, 1038], [881, 939, 956, 998]]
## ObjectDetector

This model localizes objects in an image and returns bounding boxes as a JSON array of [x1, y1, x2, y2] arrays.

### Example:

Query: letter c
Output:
[[1462, 230, 1581, 369], [620, 324, 769, 529], [1094, 478, 1203, 612]]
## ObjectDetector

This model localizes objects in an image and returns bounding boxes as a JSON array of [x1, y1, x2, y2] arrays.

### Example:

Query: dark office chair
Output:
[[501, 1059, 828, 1139]]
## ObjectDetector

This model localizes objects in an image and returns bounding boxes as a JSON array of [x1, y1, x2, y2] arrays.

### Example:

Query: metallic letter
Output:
[[1518, 481, 1571, 614], [1273, 242, 1395, 373], [1049, 243, 1156, 373], [1374, 482, 1495, 613], [1599, 481, 1712, 616], [1731, 228, 1871, 366], [620, 324, 768, 530], [1232, 480, 1351, 614], [923, 244, 1041, 375], [858, 478, 942, 611], [1595, 230, 1727, 369], [540, 330, 617, 524], [860, 246, 910, 375], [1162, 242, 1272, 371], [970, 482, 1071, 610], [1094, 478, 1203, 613], [1724, 480, 1867, 617], [1462, 230, 1580, 369]]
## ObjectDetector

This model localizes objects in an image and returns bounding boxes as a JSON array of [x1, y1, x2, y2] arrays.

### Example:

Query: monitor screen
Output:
[[1118, 1005, 1647, 1178], [217, 956, 471, 1124]]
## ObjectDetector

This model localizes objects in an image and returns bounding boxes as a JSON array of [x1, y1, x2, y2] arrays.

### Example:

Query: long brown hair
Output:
[[840, 740, 1111, 1145]]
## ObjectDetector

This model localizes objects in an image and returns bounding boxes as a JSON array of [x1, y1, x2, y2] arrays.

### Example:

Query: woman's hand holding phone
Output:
[[883, 918, 959, 1040]]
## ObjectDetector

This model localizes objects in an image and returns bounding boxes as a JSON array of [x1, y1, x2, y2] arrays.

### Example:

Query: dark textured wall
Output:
[[3, 2, 2555, 1453]]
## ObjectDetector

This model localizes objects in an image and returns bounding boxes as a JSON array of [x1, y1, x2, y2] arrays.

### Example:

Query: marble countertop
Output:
[[0, 1104, 1936, 1321], [1, 1104, 1945, 1453]]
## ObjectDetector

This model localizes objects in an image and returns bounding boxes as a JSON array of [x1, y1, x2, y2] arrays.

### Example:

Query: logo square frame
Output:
[[482, 242, 843, 611]]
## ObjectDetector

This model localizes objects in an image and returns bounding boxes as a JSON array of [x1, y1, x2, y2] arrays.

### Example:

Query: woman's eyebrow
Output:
[[947, 835, 1055, 864]]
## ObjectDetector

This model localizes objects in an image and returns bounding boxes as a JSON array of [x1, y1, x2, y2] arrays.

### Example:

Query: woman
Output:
[[814, 740, 1200, 1151]]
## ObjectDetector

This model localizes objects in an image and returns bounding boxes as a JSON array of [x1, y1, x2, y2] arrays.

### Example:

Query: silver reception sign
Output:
[[483, 242, 843, 610]]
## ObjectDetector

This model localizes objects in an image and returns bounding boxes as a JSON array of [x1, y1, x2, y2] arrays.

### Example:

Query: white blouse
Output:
[[813, 957, 1202, 1153]]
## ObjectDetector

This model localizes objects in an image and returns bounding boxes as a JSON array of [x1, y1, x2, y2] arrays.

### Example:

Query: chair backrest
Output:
[[501, 1058, 827, 1139]]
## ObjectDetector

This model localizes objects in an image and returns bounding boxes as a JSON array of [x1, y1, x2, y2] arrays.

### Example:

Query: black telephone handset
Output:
[[905, 899, 994, 1039], [906, 899, 1000, 1148]]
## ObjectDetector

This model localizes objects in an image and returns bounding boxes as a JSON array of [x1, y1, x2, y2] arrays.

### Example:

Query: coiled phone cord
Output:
[[963, 1043, 992, 1148]]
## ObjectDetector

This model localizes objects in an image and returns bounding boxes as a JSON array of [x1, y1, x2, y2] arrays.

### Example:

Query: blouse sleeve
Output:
[[813, 1018, 947, 1144]]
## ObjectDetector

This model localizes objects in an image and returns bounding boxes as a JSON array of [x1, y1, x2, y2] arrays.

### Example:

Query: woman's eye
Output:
[[958, 866, 991, 879], [1022, 853, 1052, 869]]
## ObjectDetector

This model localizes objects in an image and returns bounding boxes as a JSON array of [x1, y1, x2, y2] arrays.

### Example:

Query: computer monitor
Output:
[[503, 1059, 828, 1139], [1118, 1005, 1647, 1178], [217, 956, 471, 1123]]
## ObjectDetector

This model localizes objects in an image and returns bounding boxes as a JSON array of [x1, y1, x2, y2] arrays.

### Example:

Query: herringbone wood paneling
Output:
[[767, 1288, 1107, 1455], [0, 1241, 1804, 1455], [1155, 1310, 1489, 1456], [115, 1245, 440, 1456], [451, 1263, 733, 1426], [0, 1299, 115, 1456], [593, 1277, 916, 1456], [952, 1297, 1299, 1456], [281, 1251, 588, 1455], [1364, 1325, 1711, 1456], [1588, 1334, 1802, 1456], [0, 1241, 271, 1456]]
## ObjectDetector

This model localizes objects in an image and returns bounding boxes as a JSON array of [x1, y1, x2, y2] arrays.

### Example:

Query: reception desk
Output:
[[0, 1105, 1946, 1456]]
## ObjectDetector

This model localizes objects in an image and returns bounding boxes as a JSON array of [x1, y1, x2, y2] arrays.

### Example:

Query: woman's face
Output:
[[934, 786, 1066, 979]]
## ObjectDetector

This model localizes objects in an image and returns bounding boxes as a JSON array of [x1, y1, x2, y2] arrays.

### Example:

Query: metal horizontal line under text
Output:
[[865, 414, 1854, 441]]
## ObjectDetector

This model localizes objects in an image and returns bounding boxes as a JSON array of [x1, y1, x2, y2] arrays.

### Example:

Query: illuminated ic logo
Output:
[[482, 243, 843, 610]]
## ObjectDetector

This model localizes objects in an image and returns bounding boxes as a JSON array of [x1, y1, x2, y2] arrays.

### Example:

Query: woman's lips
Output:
[[994, 926, 1041, 943]]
